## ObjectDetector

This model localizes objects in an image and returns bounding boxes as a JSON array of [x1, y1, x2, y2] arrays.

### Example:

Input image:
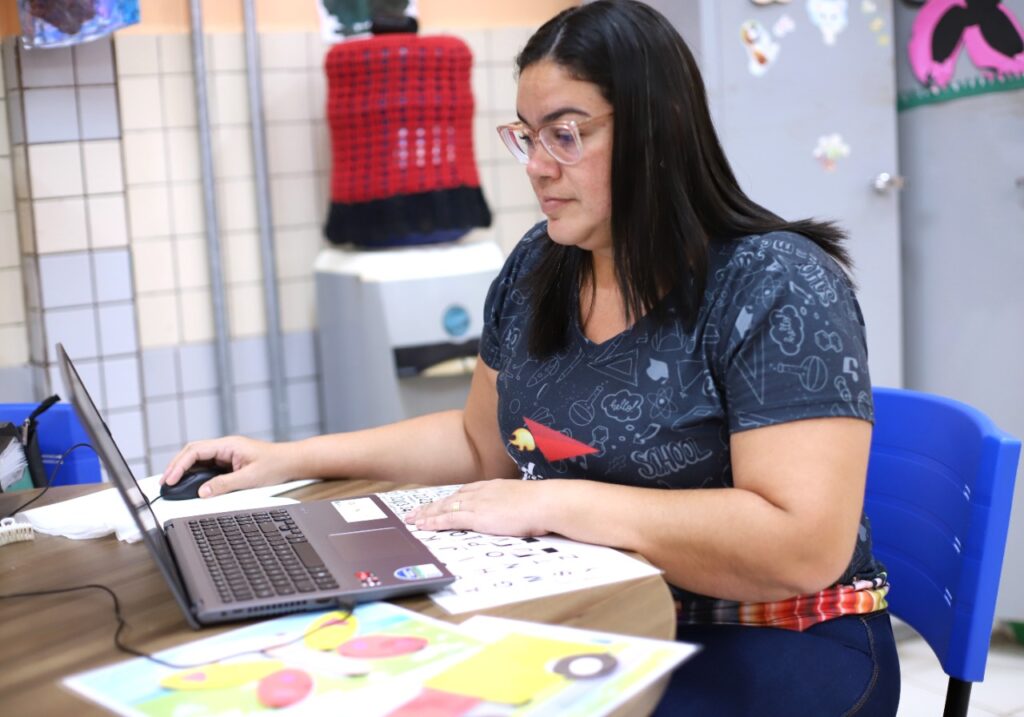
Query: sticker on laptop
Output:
[[332, 497, 387, 523], [395, 564, 444, 581], [355, 570, 381, 587]]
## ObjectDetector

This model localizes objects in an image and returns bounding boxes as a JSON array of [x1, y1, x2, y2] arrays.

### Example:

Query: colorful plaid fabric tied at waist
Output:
[[676, 574, 890, 632]]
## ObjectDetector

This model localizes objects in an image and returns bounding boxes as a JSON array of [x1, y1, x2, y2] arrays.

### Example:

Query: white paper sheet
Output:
[[377, 486, 664, 614], [64, 602, 696, 717], [21, 476, 318, 543], [456, 614, 699, 716]]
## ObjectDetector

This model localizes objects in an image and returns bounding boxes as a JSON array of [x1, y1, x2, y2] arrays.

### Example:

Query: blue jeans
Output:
[[652, 611, 900, 716]]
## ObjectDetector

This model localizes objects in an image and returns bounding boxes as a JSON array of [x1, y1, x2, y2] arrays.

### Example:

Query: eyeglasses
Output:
[[496, 113, 613, 166]]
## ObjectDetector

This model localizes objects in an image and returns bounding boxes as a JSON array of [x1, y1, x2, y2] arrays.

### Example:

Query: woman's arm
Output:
[[410, 415, 871, 603], [300, 358, 516, 483], [162, 358, 517, 496]]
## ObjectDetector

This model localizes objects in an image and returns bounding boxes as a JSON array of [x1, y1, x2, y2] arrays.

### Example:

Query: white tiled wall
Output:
[[81, 140, 124, 193], [115, 34, 197, 349], [254, 31, 323, 339], [0, 35, 147, 465], [438, 24, 545, 253], [0, 44, 29, 371], [85, 193, 129, 248], [2, 23, 545, 467]]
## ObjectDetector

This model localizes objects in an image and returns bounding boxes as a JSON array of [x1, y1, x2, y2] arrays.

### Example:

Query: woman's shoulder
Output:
[[499, 220, 549, 276], [513, 220, 549, 253], [703, 230, 859, 324], [484, 220, 548, 317], [711, 230, 849, 280]]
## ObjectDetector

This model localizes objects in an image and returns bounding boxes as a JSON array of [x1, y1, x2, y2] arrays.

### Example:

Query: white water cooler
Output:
[[315, 240, 504, 433]]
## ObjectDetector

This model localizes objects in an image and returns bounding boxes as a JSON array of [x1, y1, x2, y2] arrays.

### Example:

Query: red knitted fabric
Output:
[[327, 33, 482, 202], [324, 34, 491, 246]]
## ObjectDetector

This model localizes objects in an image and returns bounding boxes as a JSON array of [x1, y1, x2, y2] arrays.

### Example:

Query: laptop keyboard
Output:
[[188, 510, 339, 604]]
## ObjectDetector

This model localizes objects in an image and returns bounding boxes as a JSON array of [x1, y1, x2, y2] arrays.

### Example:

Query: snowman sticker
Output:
[[807, 0, 849, 45]]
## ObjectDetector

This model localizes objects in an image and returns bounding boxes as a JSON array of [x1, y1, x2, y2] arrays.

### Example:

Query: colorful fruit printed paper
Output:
[[63, 603, 697, 716]]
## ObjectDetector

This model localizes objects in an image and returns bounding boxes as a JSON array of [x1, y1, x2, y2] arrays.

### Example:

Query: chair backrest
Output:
[[865, 387, 1020, 682]]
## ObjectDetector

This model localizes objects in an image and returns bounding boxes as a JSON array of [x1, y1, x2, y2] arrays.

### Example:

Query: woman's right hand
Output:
[[161, 436, 302, 498]]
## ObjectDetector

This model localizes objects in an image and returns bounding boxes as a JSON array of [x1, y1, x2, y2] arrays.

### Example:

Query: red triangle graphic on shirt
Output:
[[523, 417, 600, 462]]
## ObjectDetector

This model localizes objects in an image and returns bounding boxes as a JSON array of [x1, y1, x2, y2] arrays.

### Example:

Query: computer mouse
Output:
[[160, 463, 228, 501]]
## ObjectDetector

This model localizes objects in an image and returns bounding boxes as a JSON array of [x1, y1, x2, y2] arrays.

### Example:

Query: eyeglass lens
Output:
[[502, 123, 582, 165]]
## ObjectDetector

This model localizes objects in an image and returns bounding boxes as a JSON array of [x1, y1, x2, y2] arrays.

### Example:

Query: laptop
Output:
[[57, 343, 454, 628]]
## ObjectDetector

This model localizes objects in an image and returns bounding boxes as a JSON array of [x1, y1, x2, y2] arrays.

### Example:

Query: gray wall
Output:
[[894, 1, 1024, 621]]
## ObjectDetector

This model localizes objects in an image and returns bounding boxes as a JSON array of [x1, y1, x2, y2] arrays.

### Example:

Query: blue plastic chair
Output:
[[865, 387, 1021, 717]]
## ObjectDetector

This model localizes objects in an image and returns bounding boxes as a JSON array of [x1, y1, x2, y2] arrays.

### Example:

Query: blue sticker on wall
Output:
[[442, 305, 470, 337]]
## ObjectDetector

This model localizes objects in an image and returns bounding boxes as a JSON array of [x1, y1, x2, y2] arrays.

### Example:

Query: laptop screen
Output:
[[58, 343, 199, 626]]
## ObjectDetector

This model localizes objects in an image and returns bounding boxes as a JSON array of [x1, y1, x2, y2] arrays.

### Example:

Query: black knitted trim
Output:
[[325, 186, 492, 248]]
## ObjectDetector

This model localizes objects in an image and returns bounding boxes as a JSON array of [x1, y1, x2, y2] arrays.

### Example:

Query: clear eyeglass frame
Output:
[[496, 113, 613, 166]]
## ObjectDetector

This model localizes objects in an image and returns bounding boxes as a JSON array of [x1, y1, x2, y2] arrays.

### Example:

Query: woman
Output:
[[163, 2, 900, 713]]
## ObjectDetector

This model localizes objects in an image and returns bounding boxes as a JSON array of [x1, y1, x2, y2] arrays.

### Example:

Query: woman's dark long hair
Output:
[[517, 0, 850, 358]]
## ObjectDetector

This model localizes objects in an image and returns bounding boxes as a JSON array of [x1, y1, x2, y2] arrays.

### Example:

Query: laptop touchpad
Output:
[[328, 528, 413, 559]]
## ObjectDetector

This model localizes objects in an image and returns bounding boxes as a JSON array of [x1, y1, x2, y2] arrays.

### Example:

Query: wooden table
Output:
[[0, 480, 676, 715]]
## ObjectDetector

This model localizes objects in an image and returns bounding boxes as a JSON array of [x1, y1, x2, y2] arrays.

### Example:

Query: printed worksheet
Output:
[[64, 602, 480, 717], [64, 603, 696, 717], [377, 486, 662, 613], [451, 614, 698, 716]]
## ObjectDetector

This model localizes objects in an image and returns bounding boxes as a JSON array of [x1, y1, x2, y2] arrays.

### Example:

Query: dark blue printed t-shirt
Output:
[[480, 222, 884, 602]]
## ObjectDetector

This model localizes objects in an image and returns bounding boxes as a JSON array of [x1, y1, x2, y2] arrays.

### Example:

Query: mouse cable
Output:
[[3, 443, 165, 518], [0, 584, 355, 669], [2, 442, 94, 520]]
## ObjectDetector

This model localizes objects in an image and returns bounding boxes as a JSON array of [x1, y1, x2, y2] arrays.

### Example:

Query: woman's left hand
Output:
[[405, 479, 553, 536]]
